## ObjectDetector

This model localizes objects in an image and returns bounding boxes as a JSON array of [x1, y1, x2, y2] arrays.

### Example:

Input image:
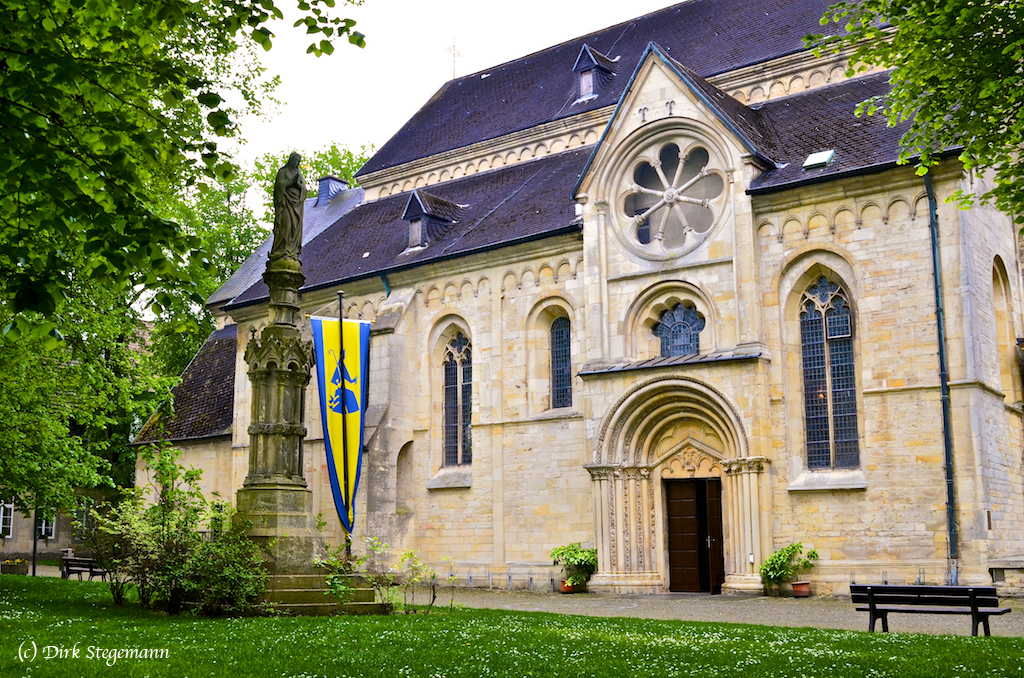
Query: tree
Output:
[[0, 280, 172, 515], [0, 0, 365, 324], [811, 0, 1024, 222], [146, 173, 266, 378], [252, 143, 373, 223]]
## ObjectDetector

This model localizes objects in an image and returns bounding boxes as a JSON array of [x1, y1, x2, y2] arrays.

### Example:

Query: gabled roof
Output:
[[403, 189, 461, 223], [357, 0, 840, 178], [226, 149, 589, 309], [133, 325, 237, 445], [574, 42, 780, 197], [573, 44, 617, 74]]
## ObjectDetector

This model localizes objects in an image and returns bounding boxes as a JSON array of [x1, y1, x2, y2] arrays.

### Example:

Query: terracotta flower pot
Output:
[[560, 580, 576, 594], [791, 580, 811, 598]]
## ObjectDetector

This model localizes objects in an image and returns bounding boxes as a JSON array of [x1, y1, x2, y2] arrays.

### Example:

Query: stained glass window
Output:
[[800, 277, 859, 468], [653, 303, 705, 357], [551, 317, 572, 409], [443, 332, 472, 466]]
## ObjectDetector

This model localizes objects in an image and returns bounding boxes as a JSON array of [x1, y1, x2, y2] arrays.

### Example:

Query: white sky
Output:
[[234, 0, 673, 166]]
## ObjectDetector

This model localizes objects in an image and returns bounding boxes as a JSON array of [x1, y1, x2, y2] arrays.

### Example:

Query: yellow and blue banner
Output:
[[311, 317, 371, 533]]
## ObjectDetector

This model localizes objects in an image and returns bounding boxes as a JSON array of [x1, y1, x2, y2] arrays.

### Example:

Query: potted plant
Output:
[[1, 558, 29, 575], [759, 542, 818, 597], [550, 543, 597, 593]]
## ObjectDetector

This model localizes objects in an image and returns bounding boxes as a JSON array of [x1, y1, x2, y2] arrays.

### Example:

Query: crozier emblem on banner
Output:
[[311, 317, 370, 532]]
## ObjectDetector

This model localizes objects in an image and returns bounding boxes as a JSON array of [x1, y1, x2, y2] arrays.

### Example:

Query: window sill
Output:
[[427, 466, 472, 490], [787, 469, 867, 492]]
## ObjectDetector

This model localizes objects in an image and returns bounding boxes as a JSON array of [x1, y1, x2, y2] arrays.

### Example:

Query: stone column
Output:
[[235, 155, 322, 576], [722, 456, 771, 593]]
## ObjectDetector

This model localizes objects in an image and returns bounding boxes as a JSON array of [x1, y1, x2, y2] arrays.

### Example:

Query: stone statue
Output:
[[269, 152, 307, 262]]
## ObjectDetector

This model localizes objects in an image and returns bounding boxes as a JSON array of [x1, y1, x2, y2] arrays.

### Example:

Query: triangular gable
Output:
[[573, 42, 779, 198], [573, 44, 616, 74], [402, 189, 460, 223]]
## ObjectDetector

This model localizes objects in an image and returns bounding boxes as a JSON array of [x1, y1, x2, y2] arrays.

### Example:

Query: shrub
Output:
[[88, 443, 266, 615], [759, 542, 819, 594], [550, 543, 598, 588], [189, 504, 267, 616]]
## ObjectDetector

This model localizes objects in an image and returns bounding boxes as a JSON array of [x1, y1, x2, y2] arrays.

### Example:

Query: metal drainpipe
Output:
[[380, 273, 391, 298], [925, 172, 958, 567]]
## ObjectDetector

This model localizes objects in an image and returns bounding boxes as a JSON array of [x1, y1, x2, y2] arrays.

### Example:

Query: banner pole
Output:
[[338, 290, 352, 559]]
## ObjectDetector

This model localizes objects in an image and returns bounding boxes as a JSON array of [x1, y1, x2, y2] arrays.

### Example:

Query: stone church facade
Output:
[[138, 0, 1024, 595]]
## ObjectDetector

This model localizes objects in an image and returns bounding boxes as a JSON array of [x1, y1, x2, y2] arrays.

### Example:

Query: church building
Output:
[[136, 0, 1024, 595]]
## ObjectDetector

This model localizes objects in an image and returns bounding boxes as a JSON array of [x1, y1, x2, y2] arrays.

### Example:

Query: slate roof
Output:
[[133, 325, 237, 444], [357, 0, 839, 177], [410, 190, 462, 223], [227, 149, 589, 308], [226, 73, 920, 309], [749, 72, 916, 192], [207, 186, 364, 310]]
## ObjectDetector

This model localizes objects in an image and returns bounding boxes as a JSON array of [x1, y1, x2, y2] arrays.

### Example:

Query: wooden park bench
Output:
[[850, 584, 1011, 636], [60, 556, 108, 582]]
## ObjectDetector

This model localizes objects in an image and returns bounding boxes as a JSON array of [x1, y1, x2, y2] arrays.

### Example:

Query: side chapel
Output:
[[136, 0, 1024, 595]]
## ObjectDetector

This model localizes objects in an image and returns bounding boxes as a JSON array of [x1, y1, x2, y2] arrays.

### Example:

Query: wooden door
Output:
[[706, 478, 725, 594], [666, 480, 700, 592], [665, 479, 725, 593]]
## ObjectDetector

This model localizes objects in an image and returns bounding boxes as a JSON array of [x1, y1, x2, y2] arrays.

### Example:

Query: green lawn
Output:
[[1, 576, 1021, 677]]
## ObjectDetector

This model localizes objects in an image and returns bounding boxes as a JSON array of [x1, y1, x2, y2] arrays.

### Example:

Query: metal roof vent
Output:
[[802, 150, 835, 170]]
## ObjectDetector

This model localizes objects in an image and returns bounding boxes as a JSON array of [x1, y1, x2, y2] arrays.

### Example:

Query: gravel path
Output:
[[445, 587, 1024, 638]]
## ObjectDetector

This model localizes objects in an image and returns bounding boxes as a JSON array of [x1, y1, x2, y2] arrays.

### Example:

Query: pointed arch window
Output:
[[800, 277, 859, 469], [550, 317, 572, 408], [443, 332, 472, 466], [654, 303, 705, 357]]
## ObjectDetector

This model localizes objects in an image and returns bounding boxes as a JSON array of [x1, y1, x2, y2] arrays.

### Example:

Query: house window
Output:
[[73, 508, 94, 543], [443, 332, 472, 466], [36, 514, 55, 540], [0, 498, 13, 539], [654, 303, 705, 357], [551, 317, 572, 408], [800, 277, 859, 469], [580, 69, 594, 98]]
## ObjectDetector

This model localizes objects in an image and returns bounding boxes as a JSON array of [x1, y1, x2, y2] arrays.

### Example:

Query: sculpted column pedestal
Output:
[[235, 154, 323, 576]]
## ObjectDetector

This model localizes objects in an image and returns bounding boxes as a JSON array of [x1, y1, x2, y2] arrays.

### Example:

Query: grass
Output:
[[1, 576, 1022, 678]]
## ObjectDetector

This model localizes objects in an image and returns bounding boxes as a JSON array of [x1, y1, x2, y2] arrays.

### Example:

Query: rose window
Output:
[[619, 141, 726, 258]]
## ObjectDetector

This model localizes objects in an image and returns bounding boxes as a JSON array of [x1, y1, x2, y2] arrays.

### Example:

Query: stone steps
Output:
[[259, 573, 380, 614]]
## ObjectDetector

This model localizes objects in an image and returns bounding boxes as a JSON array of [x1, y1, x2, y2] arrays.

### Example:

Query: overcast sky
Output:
[[233, 0, 673, 167]]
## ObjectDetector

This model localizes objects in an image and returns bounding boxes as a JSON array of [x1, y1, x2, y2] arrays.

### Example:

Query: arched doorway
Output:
[[586, 376, 769, 594]]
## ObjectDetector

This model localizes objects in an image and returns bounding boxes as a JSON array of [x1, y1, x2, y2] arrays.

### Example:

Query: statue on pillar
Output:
[[236, 151, 321, 579], [269, 152, 307, 263]]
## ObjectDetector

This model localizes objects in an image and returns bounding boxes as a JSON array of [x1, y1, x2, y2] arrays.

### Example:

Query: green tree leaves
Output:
[[0, 0, 365, 322], [810, 0, 1024, 222]]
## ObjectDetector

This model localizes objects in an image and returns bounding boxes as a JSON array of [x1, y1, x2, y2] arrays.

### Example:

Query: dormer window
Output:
[[580, 69, 594, 98], [409, 218, 423, 248], [573, 44, 616, 103], [402, 190, 462, 252]]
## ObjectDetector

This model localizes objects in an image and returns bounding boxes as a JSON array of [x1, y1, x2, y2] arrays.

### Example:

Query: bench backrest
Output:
[[850, 584, 1001, 609], [61, 557, 94, 568]]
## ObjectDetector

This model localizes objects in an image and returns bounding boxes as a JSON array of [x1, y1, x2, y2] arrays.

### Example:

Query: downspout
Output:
[[379, 273, 391, 298], [925, 172, 959, 570]]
